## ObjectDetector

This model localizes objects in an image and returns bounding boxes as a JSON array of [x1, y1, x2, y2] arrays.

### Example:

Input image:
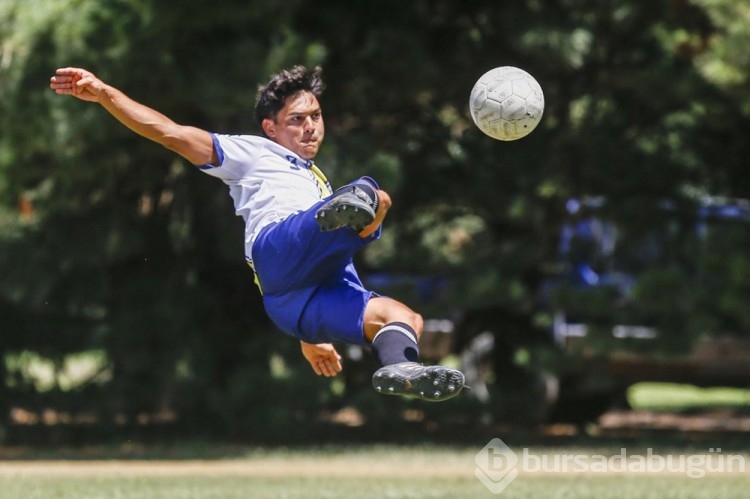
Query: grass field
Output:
[[1, 444, 748, 499], [2, 383, 749, 498], [629, 382, 750, 411]]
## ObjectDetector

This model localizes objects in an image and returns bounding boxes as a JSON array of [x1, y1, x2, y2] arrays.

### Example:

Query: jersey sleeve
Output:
[[198, 134, 263, 181]]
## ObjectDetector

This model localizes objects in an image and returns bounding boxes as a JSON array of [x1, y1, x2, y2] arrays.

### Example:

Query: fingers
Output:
[[49, 68, 95, 97], [311, 353, 342, 377], [313, 358, 342, 377], [300, 341, 343, 377], [49, 72, 80, 94]]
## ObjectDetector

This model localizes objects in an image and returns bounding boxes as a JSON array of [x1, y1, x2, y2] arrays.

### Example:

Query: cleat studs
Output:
[[388, 387, 394, 393], [448, 385, 456, 392], [434, 391, 441, 398], [376, 386, 382, 391], [419, 391, 425, 397], [433, 380, 439, 386]]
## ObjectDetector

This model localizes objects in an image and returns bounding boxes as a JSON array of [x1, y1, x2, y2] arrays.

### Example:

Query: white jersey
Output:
[[199, 134, 332, 264]]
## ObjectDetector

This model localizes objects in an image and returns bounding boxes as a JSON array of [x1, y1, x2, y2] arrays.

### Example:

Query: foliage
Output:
[[1, 0, 750, 441]]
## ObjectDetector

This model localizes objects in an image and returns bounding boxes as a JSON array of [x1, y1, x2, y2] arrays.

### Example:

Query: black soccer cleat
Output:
[[372, 362, 465, 402], [315, 184, 377, 232]]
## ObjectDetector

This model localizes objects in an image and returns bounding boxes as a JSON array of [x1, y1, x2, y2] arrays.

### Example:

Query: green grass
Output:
[[629, 382, 750, 411], [1, 445, 748, 499], [3, 383, 749, 498]]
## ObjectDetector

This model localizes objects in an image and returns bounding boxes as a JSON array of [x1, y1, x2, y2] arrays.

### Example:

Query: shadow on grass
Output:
[[4, 409, 750, 461]]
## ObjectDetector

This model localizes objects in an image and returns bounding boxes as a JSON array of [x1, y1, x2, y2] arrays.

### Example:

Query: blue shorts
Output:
[[251, 199, 381, 346]]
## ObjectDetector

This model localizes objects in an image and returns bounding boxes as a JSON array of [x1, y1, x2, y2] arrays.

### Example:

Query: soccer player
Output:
[[49, 65, 464, 401]]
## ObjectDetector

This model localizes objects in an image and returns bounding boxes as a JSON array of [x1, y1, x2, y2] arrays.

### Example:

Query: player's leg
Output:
[[364, 297, 465, 402], [252, 207, 376, 296], [252, 177, 387, 296], [287, 266, 464, 401]]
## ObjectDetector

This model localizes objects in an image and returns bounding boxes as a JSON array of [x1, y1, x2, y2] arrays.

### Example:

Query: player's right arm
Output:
[[50, 67, 217, 166]]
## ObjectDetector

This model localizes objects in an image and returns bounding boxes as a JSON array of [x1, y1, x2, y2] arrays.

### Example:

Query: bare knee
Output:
[[385, 307, 422, 338], [376, 309, 423, 341], [363, 297, 424, 342], [410, 311, 424, 339]]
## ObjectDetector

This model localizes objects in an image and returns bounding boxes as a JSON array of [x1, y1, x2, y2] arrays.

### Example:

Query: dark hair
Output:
[[254, 65, 325, 131]]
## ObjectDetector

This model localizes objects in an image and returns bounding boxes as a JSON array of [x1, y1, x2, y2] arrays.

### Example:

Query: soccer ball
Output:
[[469, 66, 545, 141]]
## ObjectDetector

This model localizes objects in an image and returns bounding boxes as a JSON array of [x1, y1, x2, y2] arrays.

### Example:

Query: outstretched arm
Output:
[[300, 341, 343, 377], [50, 67, 217, 166]]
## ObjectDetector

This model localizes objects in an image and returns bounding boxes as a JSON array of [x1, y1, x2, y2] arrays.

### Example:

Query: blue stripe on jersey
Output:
[[198, 134, 225, 170]]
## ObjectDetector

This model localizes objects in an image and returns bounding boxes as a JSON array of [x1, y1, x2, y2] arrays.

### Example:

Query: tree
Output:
[[1, 0, 749, 440]]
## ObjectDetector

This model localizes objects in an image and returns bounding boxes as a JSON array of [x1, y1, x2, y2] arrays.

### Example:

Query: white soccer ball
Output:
[[469, 66, 545, 141]]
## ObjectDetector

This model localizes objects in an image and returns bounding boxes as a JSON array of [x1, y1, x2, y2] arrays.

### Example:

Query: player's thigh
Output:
[[297, 280, 374, 345], [362, 296, 423, 342], [252, 204, 368, 294]]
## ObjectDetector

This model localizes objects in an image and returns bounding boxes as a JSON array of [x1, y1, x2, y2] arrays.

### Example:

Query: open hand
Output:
[[300, 341, 342, 377]]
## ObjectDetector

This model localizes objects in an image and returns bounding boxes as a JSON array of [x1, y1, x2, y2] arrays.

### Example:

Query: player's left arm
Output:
[[300, 341, 342, 377]]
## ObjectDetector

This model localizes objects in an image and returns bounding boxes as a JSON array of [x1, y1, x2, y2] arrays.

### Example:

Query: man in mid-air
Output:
[[50, 65, 465, 401]]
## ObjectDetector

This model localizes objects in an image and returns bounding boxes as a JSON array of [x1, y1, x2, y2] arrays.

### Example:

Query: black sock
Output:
[[371, 322, 419, 366]]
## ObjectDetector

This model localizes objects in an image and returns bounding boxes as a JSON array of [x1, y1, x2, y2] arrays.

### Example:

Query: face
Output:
[[262, 91, 325, 160]]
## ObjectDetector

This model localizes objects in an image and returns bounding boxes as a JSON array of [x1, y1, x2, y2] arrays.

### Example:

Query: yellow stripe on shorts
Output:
[[247, 261, 263, 295]]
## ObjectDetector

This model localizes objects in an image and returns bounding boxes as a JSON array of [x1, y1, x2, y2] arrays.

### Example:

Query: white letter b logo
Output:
[[475, 438, 519, 494]]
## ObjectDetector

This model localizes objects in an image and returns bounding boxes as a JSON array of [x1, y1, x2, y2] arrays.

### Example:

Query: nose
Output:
[[303, 116, 315, 132]]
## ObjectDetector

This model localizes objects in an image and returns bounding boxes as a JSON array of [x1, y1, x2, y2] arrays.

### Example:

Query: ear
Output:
[[262, 118, 276, 138]]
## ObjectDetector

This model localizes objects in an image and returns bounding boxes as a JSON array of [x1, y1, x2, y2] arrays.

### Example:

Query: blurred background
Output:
[[1, 0, 749, 446]]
